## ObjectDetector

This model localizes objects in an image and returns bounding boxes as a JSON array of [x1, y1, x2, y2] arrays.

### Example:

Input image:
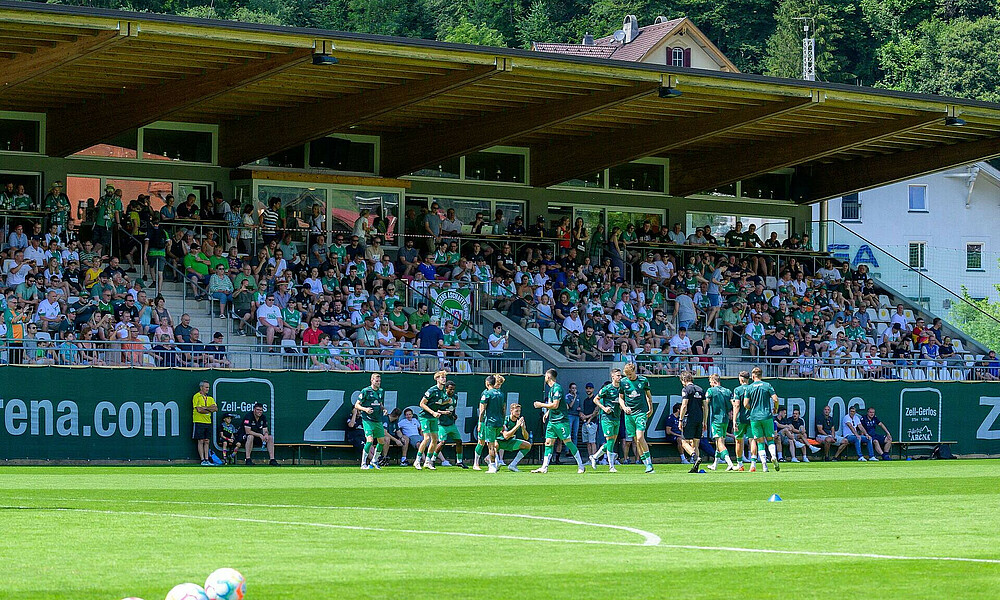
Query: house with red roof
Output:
[[532, 15, 739, 72]]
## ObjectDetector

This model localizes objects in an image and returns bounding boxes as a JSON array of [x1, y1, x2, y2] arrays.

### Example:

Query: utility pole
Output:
[[794, 17, 815, 81]]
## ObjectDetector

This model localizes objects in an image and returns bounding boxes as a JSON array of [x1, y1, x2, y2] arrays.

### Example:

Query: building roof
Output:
[[530, 43, 618, 60], [2, 1, 1000, 204], [593, 17, 685, 62]]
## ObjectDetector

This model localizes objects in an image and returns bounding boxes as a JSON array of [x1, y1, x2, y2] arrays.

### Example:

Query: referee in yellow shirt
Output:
[[193, 380, 218, 466]]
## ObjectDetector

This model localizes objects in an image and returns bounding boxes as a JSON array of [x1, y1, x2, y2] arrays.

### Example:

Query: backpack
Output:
[[930, 444, 956, 459]]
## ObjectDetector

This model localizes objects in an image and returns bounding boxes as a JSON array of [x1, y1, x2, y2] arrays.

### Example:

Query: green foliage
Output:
[[516, 0, 558, 48], [764, 0, 871, 84], [443, 17, 506, 46], [952, 286, 1000, 352]]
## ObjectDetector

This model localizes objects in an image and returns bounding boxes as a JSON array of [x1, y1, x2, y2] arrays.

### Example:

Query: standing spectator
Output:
[[487, 321, 509, 369], [580, 383, 599, 459], [565, 382, 582, 455], [242, 402, 278, 466], [415, 315, 444, 371], [191, 380, 217, 466]]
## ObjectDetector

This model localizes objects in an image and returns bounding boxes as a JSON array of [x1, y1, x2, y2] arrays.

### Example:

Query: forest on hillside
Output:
[[35, 0, 1000, 102]]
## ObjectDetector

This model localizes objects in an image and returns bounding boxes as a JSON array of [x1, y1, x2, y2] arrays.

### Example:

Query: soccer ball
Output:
[[204, 568, 246, 600], [164, 583, 209, 600]]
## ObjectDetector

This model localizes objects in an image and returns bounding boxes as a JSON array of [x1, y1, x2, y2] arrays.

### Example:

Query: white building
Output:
[[816, 161, 1000, 311]]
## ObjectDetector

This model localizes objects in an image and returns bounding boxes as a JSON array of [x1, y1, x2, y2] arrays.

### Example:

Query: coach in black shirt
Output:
[[242, 402, 278, 466]]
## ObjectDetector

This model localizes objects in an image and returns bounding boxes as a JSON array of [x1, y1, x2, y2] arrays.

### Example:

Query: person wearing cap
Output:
[[44, 181, 70, 234], [202, 331, 231, 368], [93, 186, 122, 253], [505, 214, 525, 236]]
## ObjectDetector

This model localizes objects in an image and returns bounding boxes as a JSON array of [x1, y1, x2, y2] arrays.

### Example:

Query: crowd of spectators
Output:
[[1, 182, 992, 379]]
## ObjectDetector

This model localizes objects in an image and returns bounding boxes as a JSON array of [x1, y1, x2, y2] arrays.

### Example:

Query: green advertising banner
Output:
[[1, 367, 999, 461]]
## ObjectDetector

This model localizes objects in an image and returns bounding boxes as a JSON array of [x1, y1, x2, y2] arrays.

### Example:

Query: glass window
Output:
[[740, 217, 789, 241], [176, 183, 213, 214], [106, 179, 173, 214], [574, 208, 604, 241], [687, 212, 736, 240], [433, 198, 490, 232], [327, 189, 399, 242], [257, 185, 327, 235], [741, 173, 790, 200], [908, 185, 927, 211], [309, 137, 376, 173], [142, 128, 213, 163], [465, 151, 526, 183], [908, 242, 925, 269], [608, 210, 662, 235], [608, 162, 664, 192], [66, 176, 98, 226], [967, 243, 983, 270], [701, 182, 737, 197], [253, 146, 305, 169], [495, 201, 524, 227], [72, 129, 138, 159], [560, 171, 604, 188], [841, 193, 861, 220], [671, 47, 685, 67], [0, 118, 40, 153], [410, 156, 461, 179]]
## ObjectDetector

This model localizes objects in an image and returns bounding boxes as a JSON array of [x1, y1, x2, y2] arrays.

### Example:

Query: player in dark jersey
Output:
[[678, 371, 708, 473]]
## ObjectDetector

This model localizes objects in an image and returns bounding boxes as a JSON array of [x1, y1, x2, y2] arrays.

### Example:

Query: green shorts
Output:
[[361, 420, 385, 439], [749, 419, 775, 440], [624, 412, 648, 437], [710, 421, 728, 439], [480, 425, 500, 443], [600, 415, 620, 439], [734, 421, 750, 439], [418, 416, 438, 435], [497, 437, 528, 452], [545, 420, 572, 441], [438, 424, 461, 442]]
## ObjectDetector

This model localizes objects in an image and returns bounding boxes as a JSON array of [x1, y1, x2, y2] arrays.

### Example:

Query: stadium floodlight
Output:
[[658, 85, 682, 98], [945, 116, 967, 127], [312, 53, 339, 66]]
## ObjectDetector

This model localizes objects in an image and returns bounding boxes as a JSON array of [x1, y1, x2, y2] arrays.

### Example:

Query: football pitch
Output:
[[1, 461, 999, 599]]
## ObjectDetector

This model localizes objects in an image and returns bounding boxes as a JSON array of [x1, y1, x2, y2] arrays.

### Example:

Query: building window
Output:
[[465, 150, 526, 183], [671, 47, 685, 67], [143, 127, 214, 163], [309, 136, 377, 173], [0, 117, 41, 153], [841, 193, 860, 221], [908, 185, 927, 211], [908, 242, 926, 269], [253, 145, 305, 169], [410, 156, 461, 179], [608, 162, 664, 192], [967, 243, 983, 270]]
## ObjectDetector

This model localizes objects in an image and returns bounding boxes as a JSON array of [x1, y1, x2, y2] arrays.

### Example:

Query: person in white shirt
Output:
[[440, 208, 463, 237], [889, 304, 910, 332], [639, 253, 658, 279], [562, 307, 584, 335], [667, 223, 686, 245], [654, 253, 674, 282], [5, 251, 30, 287], [668, 328, 693, 355], [790, 274, 808, 297], [267, 250, 288, 279], [24, 238, 47, 267], [36, 290, 64, 333], [834, 405, 876, 461], [816, 259, 842, 285], [256, 294, 293, 346], [532, 264, 550, 288]]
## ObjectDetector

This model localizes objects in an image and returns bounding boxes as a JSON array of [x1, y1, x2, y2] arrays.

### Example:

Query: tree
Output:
[[443, 17, 506, 46], [764, 0, 859, 82], [951, 286, 1000, 352], [516, 0, 558, 48], [230, 6, 288, 25], [347, 0, 434, 38]]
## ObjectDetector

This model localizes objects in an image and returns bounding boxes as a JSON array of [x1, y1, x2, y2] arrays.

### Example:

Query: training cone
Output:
[[768, 494, 783, 502], [698, 469, 706, 473]]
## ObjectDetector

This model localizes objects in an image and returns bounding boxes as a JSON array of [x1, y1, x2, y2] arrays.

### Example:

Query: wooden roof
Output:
[[2, 1, 1000, 204]]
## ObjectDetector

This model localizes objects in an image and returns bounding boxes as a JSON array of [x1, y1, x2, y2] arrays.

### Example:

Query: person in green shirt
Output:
[[705, 373, 736, 471], [432, 381, 468, 468], [93, 187, 122, 253], [496, 402, 532, 472], [183, 244, 211, 301], [532, 369, 586, 474], [44, 181, 71, 233], [282, 305, 303, 332], [478, 374, 507, 473], [408, 303, 431, 332], [743, 367, 780, 472], [620, 362, 655, 473], [586, 368, 623, 472], [415, 370, 450, 470], [730, 371, 755, 471], [354, 372, 386, 469]]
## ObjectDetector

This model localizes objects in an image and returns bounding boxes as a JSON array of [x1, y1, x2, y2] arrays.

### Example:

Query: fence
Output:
[[0, 339, 530, 373]]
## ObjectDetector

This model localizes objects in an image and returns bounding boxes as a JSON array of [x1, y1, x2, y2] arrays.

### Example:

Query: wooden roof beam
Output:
[[670, 112, 943, 197], [792, 133, 1000, 204], [380, 82, 658, 179], [45, 47, 313, 157], [0, 28, 127, 94], [529, 95, 817, 189], [217, 61, 505, 168]]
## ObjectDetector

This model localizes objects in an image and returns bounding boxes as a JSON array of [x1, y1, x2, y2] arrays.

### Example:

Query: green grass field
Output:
[[2, 461, 999, 599]]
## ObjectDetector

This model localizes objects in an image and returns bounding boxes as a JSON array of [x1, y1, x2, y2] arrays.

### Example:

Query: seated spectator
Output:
[[202, 331, 231, 368], [814, 405, 838, 461], [860, 407, 893, 461], [833, 405, 876, 461], [397, 408, 423, 466]]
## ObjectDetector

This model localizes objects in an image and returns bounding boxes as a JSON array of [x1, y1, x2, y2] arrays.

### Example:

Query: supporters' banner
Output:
[[1, 367, 999, 460], [430, 287, 472, 325]]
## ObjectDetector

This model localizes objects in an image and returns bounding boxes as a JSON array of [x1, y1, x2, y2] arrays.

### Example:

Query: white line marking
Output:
[[14, 496, 661, 546], [10, 498, 1000, 565]]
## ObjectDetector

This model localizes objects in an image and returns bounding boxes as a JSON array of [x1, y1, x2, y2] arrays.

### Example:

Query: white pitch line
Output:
[[19, 496, 662, 546], [11, 498, 1000, 565]]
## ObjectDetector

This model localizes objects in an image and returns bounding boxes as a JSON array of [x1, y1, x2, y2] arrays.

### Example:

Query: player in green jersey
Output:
[[497, 402, 531, 472], [744, 366, 781, 472], [472, 396, 489, 471], [432, 381, 469, 468], [532, 369, 586, 473], [416, 370, 450, 470], [354, 373, 386, 470], [479, 374, 507, 473], [587, 368, 623, 472], [620, 362, 655, 473], [731, 371, 757, 471], [705, 373, 736, 471]]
